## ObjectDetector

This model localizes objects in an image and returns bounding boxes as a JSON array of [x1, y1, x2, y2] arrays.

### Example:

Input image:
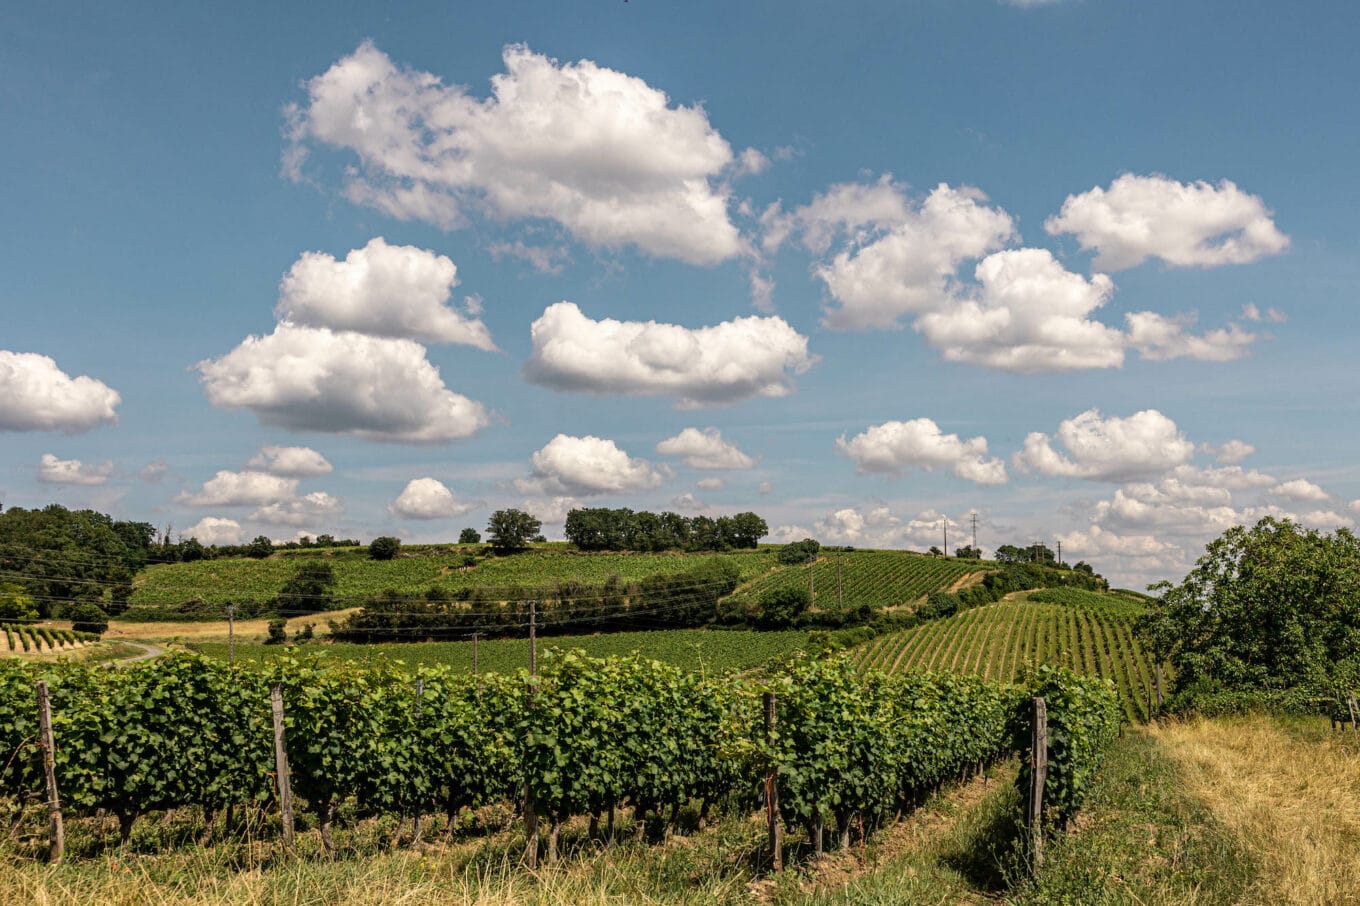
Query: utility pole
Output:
[[836, 549, 843, 608], [528, 600, 537, 677], [808, 553, 815, 605], [943, 517, 948, 558], [226, 604, 236, 665], [970, 511, 978, 553], [1056, 540, 1062, 567]]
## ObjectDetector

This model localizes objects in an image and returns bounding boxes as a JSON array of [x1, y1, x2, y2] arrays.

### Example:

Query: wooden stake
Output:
[[1027, 696, 1048, 876], [763, 692, 782, 872], [269, 684, 295, 850], [1347, 692, 1358, 734], [36, 681, 63, 863]]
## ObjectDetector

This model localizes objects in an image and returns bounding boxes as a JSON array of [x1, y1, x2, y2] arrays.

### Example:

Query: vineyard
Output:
[[128, 548, 776, 610], [0, 651, 1119, 870], [190, 628, 814, 675], [851, 589, 1162, 721], [1, 623, 96, 654], [723, 550, 987, 612]]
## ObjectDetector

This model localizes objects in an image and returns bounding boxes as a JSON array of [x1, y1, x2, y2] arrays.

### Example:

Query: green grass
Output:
[[724, 550, 988, 613], [851, 590, 1161, 721], [128, 547, 777, 610], [190, 628, 813, 675]]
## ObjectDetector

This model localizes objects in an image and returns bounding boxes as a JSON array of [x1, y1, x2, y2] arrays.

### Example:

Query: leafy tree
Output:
[[928, 546, 942, 556], [68, 602, 109, 636], [246, 535, 274, 559], [180, 537, 206, 562], [264, 618, 288, 645], [273, 561, 337, 613], [368, 536, 401, 561], [953, 545, 981, 560], [994, 544, 1026, 564], [758, 585, 810, 628], [1141, 517, 1360, 696], [0, 584, 37, 622], [458, 528, 481, 544], [778, 538, 821, 565], [487, 509, 541, 554], [725, 512, 769, 549], [918, 591, 960, 620]]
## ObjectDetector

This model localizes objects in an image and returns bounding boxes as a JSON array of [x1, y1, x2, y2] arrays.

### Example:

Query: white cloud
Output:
[[671, 492, 707, 512], [389, 477, 480, 519], [1015, 408, 1195, 482], [811, 182, 1016, 330], [655, 427, 756, 470], [1241, 303, 1287, 323], [1045, 174, 1289, 271], [288, 42, 742, 265], [696, 477, 724, 490], [1057, 525, 1179, 561], [0, 351, 120, 433], [1168, 464, 1276, 490], [251, 491, 345, 526], [520, 496, 578, 525], [1349, 500, 1360, 516], [836, 418, 1007, 484], [1203, 439, 1256, 464], [139, 459, 170, 483], [763, 174, 914, 256], [915, 248, 1126, 373], [758, 481, 773, 495], [197, 324, 490, 443], [524, 302, 816, 407], [276, 238, 494, 349], [37, 454, 114, 486], [247, 445, 334, 477], [1124, 311, 1258, 362], [487, 240, 569, 275], [519, 434, 669, 496], [1269, 479, 1331, 502], [184, 517, 244, 547], [179, 470, 299, 506]]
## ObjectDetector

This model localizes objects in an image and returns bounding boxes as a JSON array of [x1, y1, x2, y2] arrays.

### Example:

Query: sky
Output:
[[3, 0, 1359, 588]]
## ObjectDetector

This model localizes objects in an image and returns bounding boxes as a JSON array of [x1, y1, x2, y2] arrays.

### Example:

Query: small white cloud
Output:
[[1125, 311, 1258, 362], [1269, 479, 1331, 502], [1015, 408, 1195, 482], [179, 470, 299, 507], [520, 495, 578, 525], [524, 302, 816, 407], [696, 477, 724, 490], [0, 351, 120, 433], [1240, 303, 1283, 323], [37, 454, 114, 486], [758, 481, 773, 495], [671, 492, 707, 512], [389, 477, 480, 520], [247, 445, 333, 477], [251, 491, 345, 526], [1045, 174, 1289, 271], [197, 324, 491, 444], [139, 459, 170, 483], [836, 418, 1007, 484], [276, 237, 494, 349], [519, 434, 670, 496], [656, 427, 756, 470], [1205, 439, 1256, 465], [486, 240, 569, 275], [184, 516, 244, 546]]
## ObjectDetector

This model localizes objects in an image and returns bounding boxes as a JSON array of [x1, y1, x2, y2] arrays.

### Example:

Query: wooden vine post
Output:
[[1347, 691, 1359, 734], [269, 684, 296, 850], [523, 600, 540, 869], [1026, 696, 1048, 876], [763, 691, 782, 871], [36, 680, 64, 863]]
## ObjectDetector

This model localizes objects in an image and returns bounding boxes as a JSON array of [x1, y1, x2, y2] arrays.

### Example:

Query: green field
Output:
[[189, 627, 812, 674], [851, 588, 1162, 721], [724, 549, 988, 612], [130, 547, 778, 609]]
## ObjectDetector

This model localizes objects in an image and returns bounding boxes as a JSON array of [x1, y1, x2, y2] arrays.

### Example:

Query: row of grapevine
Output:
[[1, 624, 93, 654], [0, 650, 1118, 862], [727, 551, 985, 612], [851, 593, 1161, 721]]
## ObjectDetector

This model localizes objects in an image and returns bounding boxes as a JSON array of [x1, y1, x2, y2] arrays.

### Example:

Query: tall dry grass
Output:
[[1151, 715, 1360, 906]]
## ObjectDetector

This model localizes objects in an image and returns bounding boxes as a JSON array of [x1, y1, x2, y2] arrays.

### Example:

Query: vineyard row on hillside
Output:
[[725, 550, 986, 612]]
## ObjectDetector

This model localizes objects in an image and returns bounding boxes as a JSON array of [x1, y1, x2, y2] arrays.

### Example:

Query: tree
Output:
[[726, 512, 769, 549], [0, 583, 38, 621], [994, 544, 1026, 564], [264, 618, 288, 645], [928, 546, 942, 557], [778, 538, 821, 565], [1140, 517, 1360, 696], [273, 561, 337, 613], [246, 535, 274, 559], [954, 545, 981, 560], [368, 536, 401, 561], [458, 528, 481, 544], [68, 602, 109, 636], [487, 509, 541, 554], [758, 585, 810, 628]]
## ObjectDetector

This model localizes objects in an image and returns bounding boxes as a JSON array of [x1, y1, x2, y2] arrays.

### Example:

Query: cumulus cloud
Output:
[[758, 481, 773, 495], [671, 492, 707, 512], [1241, 303, 1287, 323], [178, 470, 299, 506], [518, 434, 669, 495], [655, 427, 756, 470], [251, 491, 345, 526], [524, 302, 815, 407], [184, 517, 244, 547], [37, 454, 114, 486], [1045, 174, 1289, 271], [1124, 311, 1258, 362], [1202, 439, 1256, 465], [197, 324, 490, 443], [836, 418, 1007, 484], [247, 445, 333, 477], [287, 42, 743, 264], [1269, 479, 1331, 502], [520, 496, 579, 525], [1015, 409, 1195, 482], [487, 240, 569, 274], [696, 477, 724, 490], [139, 459, 170, 483], [389, 477, 480, 519], [0, 351, 120, 433], [276, 237, 493, 349]]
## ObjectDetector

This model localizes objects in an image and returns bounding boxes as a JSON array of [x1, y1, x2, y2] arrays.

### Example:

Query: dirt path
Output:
[[111, 640, 166, 665]]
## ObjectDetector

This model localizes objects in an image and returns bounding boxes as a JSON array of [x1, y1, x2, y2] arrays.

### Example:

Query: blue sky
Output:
[[3, 0, 1358, 587]]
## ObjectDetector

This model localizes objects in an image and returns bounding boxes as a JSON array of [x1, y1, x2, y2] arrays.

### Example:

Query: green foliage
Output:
[[245, 536, 274, 559], [1141, 517, 1360, 695], [458, 528, 481, 544], [271, 561, 337, 613], [0, 583, 38, 621], [757, 585, 810, 628], [563, 507, 767, 552], [918, 590, 960, 620], [777, 538, 821, 565], [487, 509, 542, 554], [264, 618, 287, 645], [66, 603, 109, 636], [367, 536, 401, 561]]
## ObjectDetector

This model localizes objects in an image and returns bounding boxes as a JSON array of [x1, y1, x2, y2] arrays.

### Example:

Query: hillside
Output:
[[723, 549, 989, 613], [852, 587, 1162, 721]]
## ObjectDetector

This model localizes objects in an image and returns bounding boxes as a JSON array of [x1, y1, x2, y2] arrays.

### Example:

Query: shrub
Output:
[[368, 536, 402, 561], [458, 528, 481, 544], [758, 585, 811, 628], [264, 618, 287, 645], [68, 603, 110, 636], [918, 591, 960, 620], [778, 538, 821, 565]]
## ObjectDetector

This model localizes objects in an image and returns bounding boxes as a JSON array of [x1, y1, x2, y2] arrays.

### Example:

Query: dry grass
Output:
[[1150, 715, 1360, 906], [97, 610, 362, 643]]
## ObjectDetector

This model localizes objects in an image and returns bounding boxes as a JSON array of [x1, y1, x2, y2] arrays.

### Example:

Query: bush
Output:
[[758, 585, 811, 628], [778, 538, 821, 565], [68, 603, 109, 636], [918, 591, 960, 620], [246, 535, 274, 559], [368, 536, 402, 561], [264, 618, 287, 645]]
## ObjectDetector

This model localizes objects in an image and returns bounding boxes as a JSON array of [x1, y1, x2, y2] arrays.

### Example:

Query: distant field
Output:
[[129, 547, 778, 610], [189, 627, 812, 675], [851, 588, 1162, 721], [724, 550, 988, 612]]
